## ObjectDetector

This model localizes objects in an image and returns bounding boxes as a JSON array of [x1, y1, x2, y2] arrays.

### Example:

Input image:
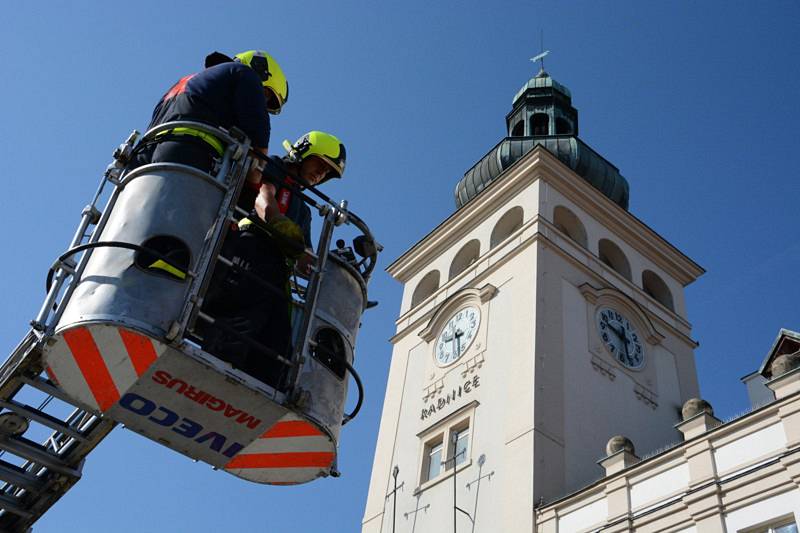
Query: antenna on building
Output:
[[530, 30, 550, 75], [386, 466, 404, 533]]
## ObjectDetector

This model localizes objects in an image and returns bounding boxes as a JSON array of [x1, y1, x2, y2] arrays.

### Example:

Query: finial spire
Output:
[[530, 30, 550, 76]]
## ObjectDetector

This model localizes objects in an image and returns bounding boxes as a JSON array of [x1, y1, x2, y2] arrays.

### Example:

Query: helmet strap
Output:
[[249, 55, 271, 82]]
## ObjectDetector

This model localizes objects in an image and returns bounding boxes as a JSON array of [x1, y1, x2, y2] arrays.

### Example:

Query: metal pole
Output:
[[287, 206, 339, 390], [392, 466, 399, 533], [452, 433, 458, 533]]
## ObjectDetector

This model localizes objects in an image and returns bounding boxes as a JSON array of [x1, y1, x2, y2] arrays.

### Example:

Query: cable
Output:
[[45, 241, 189, 292], [342, 358, 364, 425]]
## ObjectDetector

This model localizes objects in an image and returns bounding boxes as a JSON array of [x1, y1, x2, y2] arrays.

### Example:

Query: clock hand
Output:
[[604, 320, 626, 344], [455, 329, 465, 356], [606, 321, 624, 339], [604, 320, 631, 362], [621, 334, 631, 363]]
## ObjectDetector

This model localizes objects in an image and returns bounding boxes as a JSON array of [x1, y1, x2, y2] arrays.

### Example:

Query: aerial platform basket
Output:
[[32, 121, 380, 486]]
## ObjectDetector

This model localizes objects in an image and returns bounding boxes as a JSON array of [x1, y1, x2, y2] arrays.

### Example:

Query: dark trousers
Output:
[[200, 230, 293, 389]]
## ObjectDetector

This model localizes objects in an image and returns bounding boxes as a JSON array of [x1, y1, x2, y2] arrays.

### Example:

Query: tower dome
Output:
[[454, 68, 630, 210], [507, 69, 577, 137]]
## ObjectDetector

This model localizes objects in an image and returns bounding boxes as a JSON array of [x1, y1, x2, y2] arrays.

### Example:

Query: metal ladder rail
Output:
[[0, 135, 134, 531], [0, 331, 115, 532], [0, 125, 251, 532]]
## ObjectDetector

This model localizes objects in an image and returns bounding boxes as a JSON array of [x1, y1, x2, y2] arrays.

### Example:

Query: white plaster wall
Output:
[[362, 326, 416, 532], [713, 422, 787, 474], [367, 241, 540, 532], [560, 274, 686, 494], [370, 159, 702, 532], [558, 497, 608, 532], [629, 463, 689, 509], [724, 489, 800, 532], [743, 373, 776, 410], [560, 278, 601, 490], [653, 344, 682, 414], [398, 185, 538, 316], [541, 187, 599, 255], [543, 185, 688, 319]]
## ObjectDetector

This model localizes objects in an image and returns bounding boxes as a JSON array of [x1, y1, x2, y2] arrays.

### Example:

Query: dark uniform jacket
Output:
[[261, 156, 313, 248], [150, 62, 270, 148]]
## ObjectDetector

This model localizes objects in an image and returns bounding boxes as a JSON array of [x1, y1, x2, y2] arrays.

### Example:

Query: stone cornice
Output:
[[386, 149, 548, 281], [536, 388, 800, 512], [535, 151, 705, 286], [389, 217, 698, 347], [389, 228, 535, 344], [386, 147, 705, 287]]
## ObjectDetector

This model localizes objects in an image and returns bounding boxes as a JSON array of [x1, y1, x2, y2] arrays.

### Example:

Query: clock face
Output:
[[435, 306, 480, 367], [595, 306, 645, 369]]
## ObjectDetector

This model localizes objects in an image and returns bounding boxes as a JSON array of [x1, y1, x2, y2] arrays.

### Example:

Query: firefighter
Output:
[[201, 131, 346, 389], [130, 49, 288, 187]]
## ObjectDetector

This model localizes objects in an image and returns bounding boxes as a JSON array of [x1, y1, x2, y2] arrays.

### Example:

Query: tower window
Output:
[[490, 206, 524, 248], [642, 270, 674, 312], [598, 239, 632, 281], [556, 117, 572, 135], [423, 438, 444, 482], [511, 120, 524, 137], [449, 239, 480, 280], [749, 516, 798, 533], [531, 113, 549, 136], [450, 425, 470, 468], [553, 206, 588, 249], [419, 421, 471, 484], [411, 270, 440, 308]]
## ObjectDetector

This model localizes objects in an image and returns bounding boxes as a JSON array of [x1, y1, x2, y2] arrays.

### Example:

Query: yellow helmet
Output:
[[283, 131, 347, 180], [234, 50, 289, 115]]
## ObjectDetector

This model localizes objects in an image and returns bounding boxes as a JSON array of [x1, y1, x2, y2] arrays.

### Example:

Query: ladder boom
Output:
[[0, 330, 115, 532]]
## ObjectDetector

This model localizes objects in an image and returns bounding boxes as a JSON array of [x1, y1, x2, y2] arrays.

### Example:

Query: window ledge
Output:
[[414, 459, 473, 495]]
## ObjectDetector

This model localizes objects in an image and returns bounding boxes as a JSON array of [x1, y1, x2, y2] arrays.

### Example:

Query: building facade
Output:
[[362, 69, 798, 533], [534, 329, 800, 533]]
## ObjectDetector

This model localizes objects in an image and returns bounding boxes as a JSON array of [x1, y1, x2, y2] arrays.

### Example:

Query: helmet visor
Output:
[[264, 87, 284, 114]]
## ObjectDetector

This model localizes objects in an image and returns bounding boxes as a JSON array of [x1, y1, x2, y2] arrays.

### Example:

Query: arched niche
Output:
[[642, 270, 674, 311], [511, 120, 524, 137], [598, 239, 632, 281], [490, 206, 524, 249], [449, 240, 480, 280], [531, 113, 549, 136], [553, 206, 587, 249], [411, 270, 440, 308]]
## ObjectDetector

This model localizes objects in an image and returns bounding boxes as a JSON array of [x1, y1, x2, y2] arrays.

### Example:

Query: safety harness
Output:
[[154, 126, 225, 157]]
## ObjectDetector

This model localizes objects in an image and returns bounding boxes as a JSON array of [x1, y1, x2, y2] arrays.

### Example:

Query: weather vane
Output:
[[530, 30, 550, 74]]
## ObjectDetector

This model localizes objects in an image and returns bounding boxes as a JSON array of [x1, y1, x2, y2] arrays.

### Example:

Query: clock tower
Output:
[[362, 67, 705, 532]]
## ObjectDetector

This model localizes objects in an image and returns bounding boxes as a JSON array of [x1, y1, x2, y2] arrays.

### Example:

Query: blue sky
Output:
[[0, 1, 798, 531]]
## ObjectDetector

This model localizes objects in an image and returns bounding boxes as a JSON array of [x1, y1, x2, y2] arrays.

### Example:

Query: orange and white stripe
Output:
[[45, 324, 162, 413], [225, 413, 335, 485]]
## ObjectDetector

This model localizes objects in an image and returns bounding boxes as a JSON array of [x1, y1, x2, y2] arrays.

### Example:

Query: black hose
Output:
[[49, 241, 295, 374], [46, 240, 189, 292], [341, 359, 364, 425]]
